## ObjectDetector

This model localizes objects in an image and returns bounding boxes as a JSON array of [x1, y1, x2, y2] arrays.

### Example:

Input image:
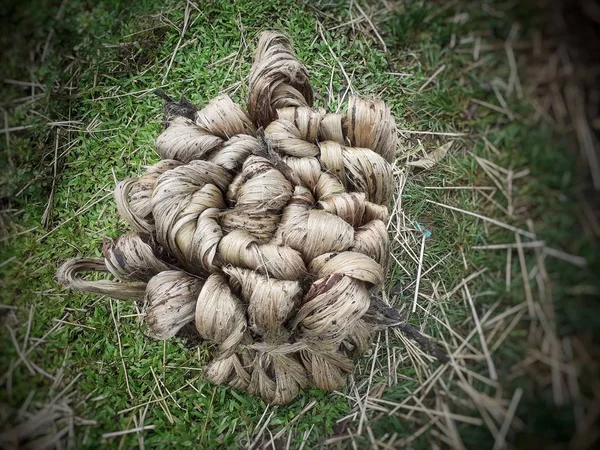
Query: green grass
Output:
[[2, 0, 599, 448]]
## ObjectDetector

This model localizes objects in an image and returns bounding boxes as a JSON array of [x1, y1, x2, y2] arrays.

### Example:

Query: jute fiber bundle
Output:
[[57, 32, 436, 405]]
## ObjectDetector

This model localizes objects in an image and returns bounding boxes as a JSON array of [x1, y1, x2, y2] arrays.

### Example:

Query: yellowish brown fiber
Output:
[[56, 31, 410, 404]]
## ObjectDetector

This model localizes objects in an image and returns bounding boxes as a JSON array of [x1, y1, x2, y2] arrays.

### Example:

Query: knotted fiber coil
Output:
[[57, 31, 414, 405]]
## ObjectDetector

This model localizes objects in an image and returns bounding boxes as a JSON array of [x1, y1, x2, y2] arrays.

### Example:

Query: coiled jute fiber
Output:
[[57, 32, 440, 405]]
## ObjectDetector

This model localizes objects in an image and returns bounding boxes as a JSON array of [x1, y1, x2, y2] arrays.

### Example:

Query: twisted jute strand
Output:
[[56, 31, 444, 405]]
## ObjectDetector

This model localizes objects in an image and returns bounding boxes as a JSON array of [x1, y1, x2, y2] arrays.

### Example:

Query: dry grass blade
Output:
[[419, 64, 446, 92], [318, 24, 355, 96], [102, 425, 155, 439], [464, 286, 498, 381], [492, 388, 523, 450], [411, 233, 427, 313], [426, 199, 536, 238], [515, 234, 535, 318], [565, 84, 600, 190], [353, 3, 387, 52], [162, 2, 191, 83], [109, 299, 134, 399], [406, 141, 453, 170]]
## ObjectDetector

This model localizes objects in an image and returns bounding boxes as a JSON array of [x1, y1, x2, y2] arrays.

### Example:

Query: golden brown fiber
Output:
[[56, 31, 402, 404]]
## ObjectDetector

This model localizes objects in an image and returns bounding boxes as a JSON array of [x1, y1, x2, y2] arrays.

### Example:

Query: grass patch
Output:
[[2, 0, 598, 448]]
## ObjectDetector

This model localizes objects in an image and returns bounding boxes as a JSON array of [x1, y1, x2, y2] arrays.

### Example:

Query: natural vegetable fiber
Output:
[[56, 32, 404, 404]]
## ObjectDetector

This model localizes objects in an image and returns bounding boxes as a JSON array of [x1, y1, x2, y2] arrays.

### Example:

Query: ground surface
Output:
[[1, 0, 599, 448]]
